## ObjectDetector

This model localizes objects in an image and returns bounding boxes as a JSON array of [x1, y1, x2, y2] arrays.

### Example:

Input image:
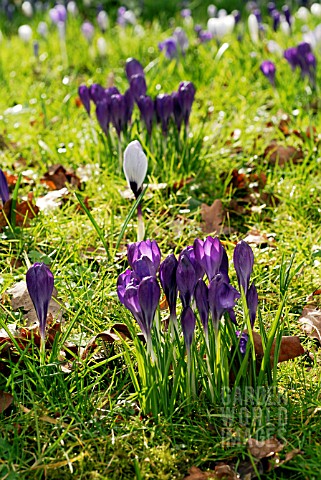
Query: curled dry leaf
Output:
[[183, 465, 237, 480], [201, 199, 233, 235], [298, 303, 321, 343], [0, 391, 13, 413], [263, 142, 303, 166], [41, 164, 81, 190], [0, 199, 39, 229], [248, 437, 284, 460], [252, 331, 304, 363]]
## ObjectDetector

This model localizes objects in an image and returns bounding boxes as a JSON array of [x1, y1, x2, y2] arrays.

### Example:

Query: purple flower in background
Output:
[[284, 47, 299, 70], [260, 60, 276, 86], [159, 37, 178, 59], [233, 10, 241, 24], [194, 24, 203, 35], [97, 10, 109, 32], [0, 169, 9, 205], [193, 236, 225, 281], [208, 274, 240, 330], [173, 27, 189, 54], [181, 307, 196, 351], [127, 240, 161, 277], [253, 8, 262, 23], [81, 21, 94, 42], [78, 85, 91, 116], [181, 8, 192, 18], [110, 94, 127, 136], [178, 81, 196, 127], [272, 10, 280, 31], [233, 241, 254, 295], [125, 57, 144, 81], [130, 74, 147, 102], [267, 2, 276, 15], [49, 4, 67, 24], [159, 254, 178, 320], [89, 83, 105, 104], [247, 282, 258, 328], [26, 263, 54, 340], [137, 95, 154, 136], [155, 94, 173, 135], [199, 30, 213, 42], [194, 279, 209, 334], [282, 5, 291, 26]]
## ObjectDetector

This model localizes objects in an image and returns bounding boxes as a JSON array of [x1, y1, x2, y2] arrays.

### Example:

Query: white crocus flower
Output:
[[296, 7, 310, 22], [207, 15, 235, 39], [22, 1, 33, 17], [97, 37, 107, 56], [311, 3, 321, 18], [18, 25, 32, 43], [123, 141, 148, 197], [280, 20, 291, 35], [97, 11, 109, 31], [248, 14, 259, 44], [67, 1, 78, 16]]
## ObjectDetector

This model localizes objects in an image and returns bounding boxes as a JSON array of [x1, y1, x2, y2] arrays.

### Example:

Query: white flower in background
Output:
[[67, 1, 78, 16], [97, 11, 109, 31], [267, 40, 283, 57], [218, 9, 227, 17], [208, 15, 235, 39], [123, 10, 136, 25], [248, 14, 259, 43], [280, 19, 291, 35], [97, 37, 107, 56], [37, 21, 48, 38], [18, 24, 32, 43], [22, 1, 33, 17], [296, 6, 310, 22], [303, 24, 321, 49], [123, 141, 148, 197], [207, 4, 217, 18], [311, 3, 321, 18]]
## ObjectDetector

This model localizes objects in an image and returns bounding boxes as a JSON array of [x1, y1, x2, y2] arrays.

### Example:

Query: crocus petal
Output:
[[123, 140, 148, 197], [181, 306, 196, 351], [0, 169, 10, 204], [247, 282, 258, 328], [26, 263, 54, 340], [176, 253, 197, 308], [194, 279, 209, 333], [125, 57, 144, 80], [138, 276, 160, 339], [233, 241, 254, 295], [159, 254, 178, 318]]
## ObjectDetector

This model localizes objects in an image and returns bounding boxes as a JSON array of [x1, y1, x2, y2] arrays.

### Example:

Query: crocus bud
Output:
[[97, 10, 109, 32], [123, 141, 148, 198], [0, 169, 9, 204], [194, 279, 209, 334], [159, 254, 178, 319], [208, 275, 240, 330], [282, 5, 291, 26], [176, 253, 197, 308], [311, 3, 321, 18], [22, 1, 33, 18], [18, 25, 32, 43], [172, 92, 184, 132], [26, 263, 54, 340], [78, 85, 91, 116], [272, 10, 280, 31], [193, 236, 224, 281], [137, 95, 154, 136], [155, 94, 173, 135], [247, 282, 258, 328], [49, 5, 67, 25], [138, 276, 160, 340], [95, 98, 110, 134], [127, 240, 161, 275], [130, 74, 147, 101], [181, 307, 196, 351], [248, 14, 259, 43], [178, 81, 196, 127], [110, 94, 127, 136], [89, 83, 105, 104], [125, 57, 144, 81], [81, 21, 94, 42], [260, 60, 276, 86], [233, 241, 254, 295]]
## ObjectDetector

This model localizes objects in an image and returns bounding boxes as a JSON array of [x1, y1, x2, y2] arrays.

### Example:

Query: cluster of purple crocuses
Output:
[[78, 57, 196, 138], [117, 237, 258, 355]]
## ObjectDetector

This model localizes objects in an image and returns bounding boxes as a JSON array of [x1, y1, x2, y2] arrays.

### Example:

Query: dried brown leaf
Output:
[[248, 437, 284, 460], [41, 164, 81, 190], [263, 142, 303, 166], [298, 303, 321, 342], [201, 199, 232, 235], [252, 331, 304, 363], [0, 391, 13, 413], [0, 199, 39, 228]]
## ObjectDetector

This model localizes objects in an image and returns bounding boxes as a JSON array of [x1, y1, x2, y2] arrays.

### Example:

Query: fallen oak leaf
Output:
[[263, 142, 303, 166], [201, 199, 233, 235], [0, 391, 13, 413]]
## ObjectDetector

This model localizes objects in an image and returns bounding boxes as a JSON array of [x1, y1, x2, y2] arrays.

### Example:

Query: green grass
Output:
[[1, 7, 321, 479]]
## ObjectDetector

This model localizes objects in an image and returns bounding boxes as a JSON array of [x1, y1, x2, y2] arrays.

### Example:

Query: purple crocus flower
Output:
[[0, 169, 9, 205], [176, 252, 197, 309], [194, 279, 209, 334], [272, 10, 280, 31], [260, 60, 276, 86], [181, 8, 192, 18], [267, 2, 276, 15], [181, 307, 196, 351], [199, 30, 213, 42], [159, 254, 178, 320], [110, 94, 127, 136], [81, 21, 94, 42], [95, 98, 110, 134], [173, 27, 189, 54], [284, 47, 299, 70], [233, 10, 241, 24], [172, 91, 184, 132], [78, 85, 91, 116], [178, 81, 196, 127], [122, 284, 146, 337], [138, 276, 160, 340], [179, 246, 204, 282], [247, 282, 258, 328], [155, 94, 173, 135], [89, 83, 105, 104], [305, 52, 317, 84], [253, 8, 262, 23], [49, 5, 67, 24], [124, 88, 134, 124], [125, 57, 144, 81], [137, 95, 154, 136], [129, 74, 147, 102], [26, 263, 54, 340], [193, 236, 225, 281], [208, 274, 240, 330], [236, 331, 248, 356], [282, 5, 291, 26], [233, 241, 254, 295], [127, 240, 161, 277], [158, 37, 178, 59]]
